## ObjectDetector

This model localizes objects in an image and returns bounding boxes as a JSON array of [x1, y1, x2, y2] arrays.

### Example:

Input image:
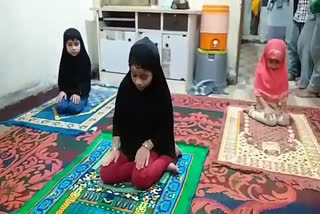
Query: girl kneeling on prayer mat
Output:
[[55, 28, 91, 115], [100, 37, 181, 190], [245, 39, 290, 127]]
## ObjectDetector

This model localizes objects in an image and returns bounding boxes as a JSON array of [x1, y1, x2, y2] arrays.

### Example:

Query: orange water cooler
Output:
[[194, 5, 229, 91], [200, 5, 229, 51]]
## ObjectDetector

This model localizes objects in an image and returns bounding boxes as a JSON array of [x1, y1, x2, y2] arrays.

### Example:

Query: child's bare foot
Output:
[[167, 163, 180, 174]]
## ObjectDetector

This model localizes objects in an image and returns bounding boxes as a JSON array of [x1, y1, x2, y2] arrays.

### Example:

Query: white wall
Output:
[[0, 0, 97, 108]]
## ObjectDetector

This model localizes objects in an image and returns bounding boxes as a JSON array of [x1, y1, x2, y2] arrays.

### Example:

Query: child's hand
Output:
[[56, 91, 67, 103], [102, 149, 120, 167], [71, 94, 81, 104], [135, 146, 150, 170]]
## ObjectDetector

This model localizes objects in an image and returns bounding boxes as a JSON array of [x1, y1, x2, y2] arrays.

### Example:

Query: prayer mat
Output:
[[2, 85, 117, 136], [17, 133, 208, 214], [216, 106, 320, 192]]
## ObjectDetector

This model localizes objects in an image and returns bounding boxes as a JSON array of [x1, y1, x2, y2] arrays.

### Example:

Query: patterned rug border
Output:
[[214, 106, 320, 192], [16, 132, 209, 214]]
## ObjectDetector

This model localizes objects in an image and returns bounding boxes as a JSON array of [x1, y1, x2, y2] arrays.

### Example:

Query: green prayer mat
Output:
[[17, 133, 208, 214]]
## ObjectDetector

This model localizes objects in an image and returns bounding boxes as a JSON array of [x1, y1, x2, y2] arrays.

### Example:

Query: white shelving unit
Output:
[[91, 6, 201, 90]]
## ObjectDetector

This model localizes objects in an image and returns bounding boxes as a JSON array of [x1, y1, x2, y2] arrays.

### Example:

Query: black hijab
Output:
[[58, 28, 91, 97], [113, 37, 176, 160]]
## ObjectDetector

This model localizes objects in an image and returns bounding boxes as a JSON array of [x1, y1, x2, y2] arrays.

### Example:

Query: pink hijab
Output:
[[254, 39, 288, 102]]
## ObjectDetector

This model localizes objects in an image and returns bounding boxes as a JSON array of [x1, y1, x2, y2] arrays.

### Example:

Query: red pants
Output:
[[100, 150, 173, 190]]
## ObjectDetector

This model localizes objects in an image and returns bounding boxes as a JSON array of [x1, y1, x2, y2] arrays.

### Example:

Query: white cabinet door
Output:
[[162, 34, 188, 80], [137, 31, 162, 60], [100, 30, 136, 74]]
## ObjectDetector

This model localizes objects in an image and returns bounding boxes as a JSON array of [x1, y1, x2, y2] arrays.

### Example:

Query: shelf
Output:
[[103, 20, 135, 28], [100, 26, 135, 32], [91, 6, 202, 15], [162, 30, 188, 35], [103, 17, 135, 22]]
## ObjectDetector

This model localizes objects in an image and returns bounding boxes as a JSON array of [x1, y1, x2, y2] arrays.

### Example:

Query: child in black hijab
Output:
[[55, 28, 91, 115], [100, 37, 179, 190]]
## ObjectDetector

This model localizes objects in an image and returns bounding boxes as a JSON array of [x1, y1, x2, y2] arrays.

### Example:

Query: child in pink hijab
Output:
[[246, 39, 289, 126]]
